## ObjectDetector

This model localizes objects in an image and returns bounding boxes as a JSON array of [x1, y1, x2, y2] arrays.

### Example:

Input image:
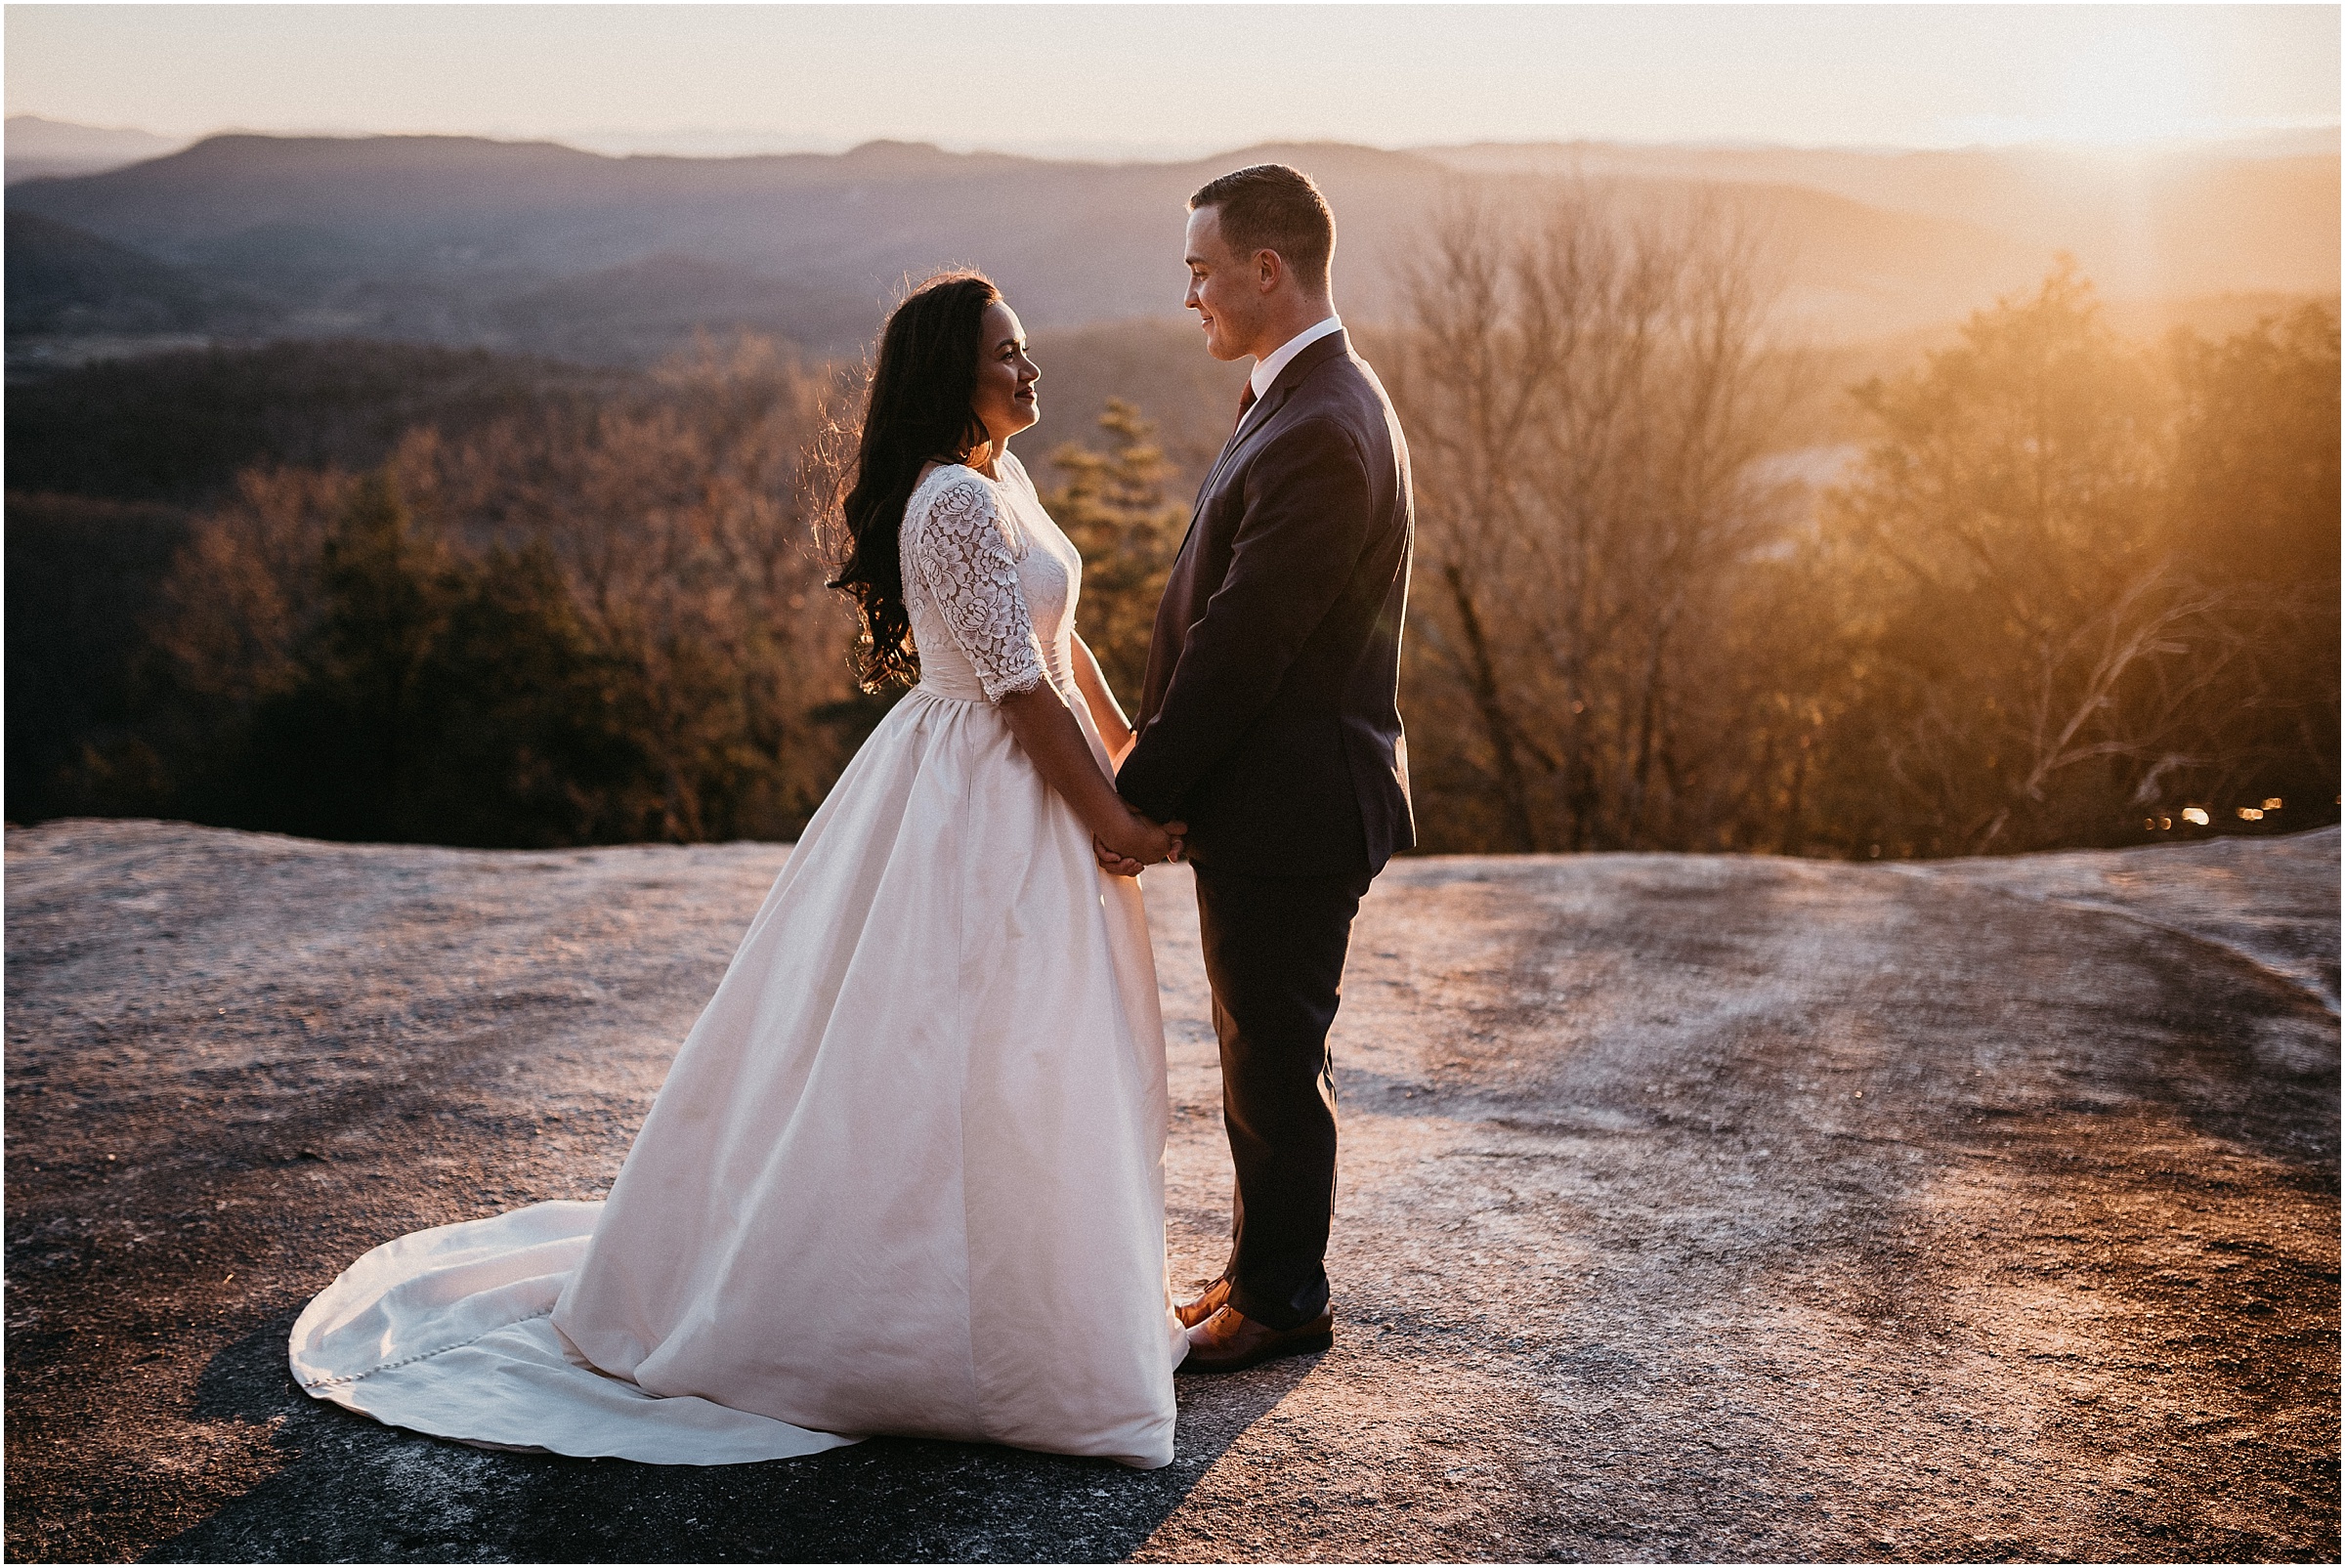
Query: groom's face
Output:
[[1183, 205, 1265, 363]]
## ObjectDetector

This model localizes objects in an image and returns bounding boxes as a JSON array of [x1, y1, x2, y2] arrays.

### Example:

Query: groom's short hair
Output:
[[1189, 164, 1335, 293]]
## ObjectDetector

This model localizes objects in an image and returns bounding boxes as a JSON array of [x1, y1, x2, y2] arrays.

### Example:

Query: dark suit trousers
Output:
[[1193, 860, 1374, 1331]]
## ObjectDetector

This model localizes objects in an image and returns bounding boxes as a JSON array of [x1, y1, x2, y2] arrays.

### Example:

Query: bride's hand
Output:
[[1092, 812, 1184, 875]]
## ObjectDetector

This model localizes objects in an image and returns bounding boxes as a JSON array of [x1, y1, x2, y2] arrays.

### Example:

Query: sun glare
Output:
[[2051, 29, 2206, 145]]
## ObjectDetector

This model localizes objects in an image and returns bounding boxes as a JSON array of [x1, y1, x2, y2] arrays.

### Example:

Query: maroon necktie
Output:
[[1232, 381, 1258, 433]]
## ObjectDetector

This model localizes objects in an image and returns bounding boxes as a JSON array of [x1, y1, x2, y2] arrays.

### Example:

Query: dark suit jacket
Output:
[[1116, 329, 1415, 877]]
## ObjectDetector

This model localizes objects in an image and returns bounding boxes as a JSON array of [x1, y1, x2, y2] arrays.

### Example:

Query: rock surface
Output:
[[5, 820, 2337, 1563]]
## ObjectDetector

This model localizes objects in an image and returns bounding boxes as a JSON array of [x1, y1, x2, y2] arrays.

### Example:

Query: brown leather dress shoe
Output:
[[1173, 1278, 1231, 1330], [1178, 1304, 1334, 1374]]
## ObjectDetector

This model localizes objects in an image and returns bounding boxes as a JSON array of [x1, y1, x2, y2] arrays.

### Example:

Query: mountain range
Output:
[[4, 114, 186, 186], [5, 126, 2336, 370]]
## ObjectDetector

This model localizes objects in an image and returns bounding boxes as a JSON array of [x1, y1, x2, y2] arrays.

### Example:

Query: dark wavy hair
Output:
[[828, 271, 1002, 691]]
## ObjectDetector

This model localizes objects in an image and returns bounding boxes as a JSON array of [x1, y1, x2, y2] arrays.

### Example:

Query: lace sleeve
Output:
[[908, 476, 1047, 701]]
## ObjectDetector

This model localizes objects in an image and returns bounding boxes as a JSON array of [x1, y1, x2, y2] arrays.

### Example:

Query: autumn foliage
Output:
[[6, 236, 2335, 856], [1388, 192, 2335, 857]]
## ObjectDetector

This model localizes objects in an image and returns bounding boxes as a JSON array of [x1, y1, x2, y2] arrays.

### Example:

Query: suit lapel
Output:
[[1172, 330, 1355, 567], [1198, 331, 1351, 501], [1197, 377, 1296, 498]]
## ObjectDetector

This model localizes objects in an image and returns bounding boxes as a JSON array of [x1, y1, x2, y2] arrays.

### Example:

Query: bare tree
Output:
[[1821, 265, 2263, 853], [1389, 179, 1808, 852]]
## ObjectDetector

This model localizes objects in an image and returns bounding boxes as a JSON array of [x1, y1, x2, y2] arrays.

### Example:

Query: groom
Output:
[[1112, 163, 1415, 1374]]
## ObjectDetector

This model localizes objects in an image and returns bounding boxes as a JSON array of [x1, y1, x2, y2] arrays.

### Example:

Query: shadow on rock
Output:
[[153, 1318, 1318, 1563]]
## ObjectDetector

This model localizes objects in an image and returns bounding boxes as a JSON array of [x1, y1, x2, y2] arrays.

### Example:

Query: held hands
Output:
[[1092, 812, 1186, 878]]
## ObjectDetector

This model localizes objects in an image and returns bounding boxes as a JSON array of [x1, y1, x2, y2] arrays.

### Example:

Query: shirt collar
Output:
[[1249, 315, 1343, 402]]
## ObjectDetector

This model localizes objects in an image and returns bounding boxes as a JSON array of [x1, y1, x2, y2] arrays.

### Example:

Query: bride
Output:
[[290, 272, 1191, 1469]]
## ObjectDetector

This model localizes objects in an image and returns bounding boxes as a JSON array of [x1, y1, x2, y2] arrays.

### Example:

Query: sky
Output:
[[6, 3, 2338, 160]]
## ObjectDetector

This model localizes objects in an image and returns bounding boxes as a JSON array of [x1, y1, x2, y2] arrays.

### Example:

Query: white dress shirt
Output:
[[1249, 315, 1344, 403]]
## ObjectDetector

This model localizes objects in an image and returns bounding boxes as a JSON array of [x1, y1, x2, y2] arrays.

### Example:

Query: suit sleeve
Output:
[[1117, 415, 1370, 821]]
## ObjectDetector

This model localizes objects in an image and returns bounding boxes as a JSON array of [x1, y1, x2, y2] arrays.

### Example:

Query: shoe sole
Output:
[[1175, 1327, 1334, 1376]]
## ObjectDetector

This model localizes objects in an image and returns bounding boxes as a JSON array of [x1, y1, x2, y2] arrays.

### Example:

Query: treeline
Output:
[[6, 198, 2336, 856], [13, 340, 871, 843], [1386, 190, 2337, 856], [6, 338, 628, 505]]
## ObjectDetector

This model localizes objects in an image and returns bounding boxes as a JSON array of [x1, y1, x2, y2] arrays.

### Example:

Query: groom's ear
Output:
[[1255, 247, 1285, 293]]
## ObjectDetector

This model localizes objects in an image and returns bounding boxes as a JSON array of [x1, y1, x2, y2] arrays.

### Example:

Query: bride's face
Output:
[[969, 302, 1040, 449]]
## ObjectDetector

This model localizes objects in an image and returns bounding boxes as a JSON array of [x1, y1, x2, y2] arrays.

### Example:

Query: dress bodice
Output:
[[900, 452, 1083, 706]]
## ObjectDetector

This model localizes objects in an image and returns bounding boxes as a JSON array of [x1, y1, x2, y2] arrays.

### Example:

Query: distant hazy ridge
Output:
[[7, 130, 2336, 365]]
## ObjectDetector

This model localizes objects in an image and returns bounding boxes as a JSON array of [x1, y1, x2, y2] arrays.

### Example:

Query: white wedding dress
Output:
[[291, 452, 1185, 1468]]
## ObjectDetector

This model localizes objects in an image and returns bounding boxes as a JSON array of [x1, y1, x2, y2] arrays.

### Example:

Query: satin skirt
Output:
[[292, 686, 1185, 1467]]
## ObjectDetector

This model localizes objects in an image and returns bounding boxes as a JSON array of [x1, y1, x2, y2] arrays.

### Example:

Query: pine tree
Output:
[[250, 468, 460, 839], [1043, 399, 1187, 708]]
